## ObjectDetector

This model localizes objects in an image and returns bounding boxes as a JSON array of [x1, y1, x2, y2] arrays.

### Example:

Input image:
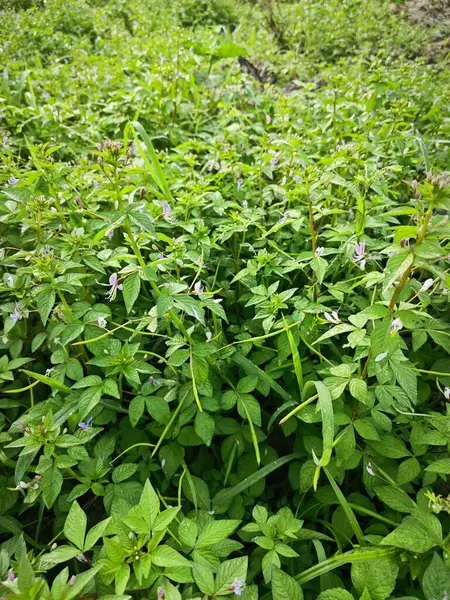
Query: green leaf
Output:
[[138, 479, 160, 528], [324, 467, 364, 545], [422, 552, 450, 600], [397, 458, 421, 485], [84, 517, 111, 551], [213, 453, 303, 514], [61, 322, 84, 346], [375, 487, 416, 513], [381, 509, 442, 553], [123, 272, 141, 314], [295, 548, 398, 585], [112, 463, 138, 483], [317, 590, 354, 600], [272, 566, 303, 600], [194, 410, 215, 446], [313, 381, 334, 489], [37, 287, 55, 326], [151, 545, 191, 568], [193, 564, 215, 595], [21, 369, 71, 393], [425, 458, 450, 474], [262, 550, 280, 584], [130, 121, 174, 201], [42, 465, 63, 508], [178, 518, 198, 547], [40, 545, 81, 568], [196, 520, 241, 548], [232, 352, 293, 401], [349, 378, 368, 402], [64, 501, 86, 549], [351, 554, 399, 600], [214, 556, 248, 595], [382, 252, 414, 295]]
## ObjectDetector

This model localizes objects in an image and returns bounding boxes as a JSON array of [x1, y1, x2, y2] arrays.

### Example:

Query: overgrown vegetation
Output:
[[0, 0, 449, 598]]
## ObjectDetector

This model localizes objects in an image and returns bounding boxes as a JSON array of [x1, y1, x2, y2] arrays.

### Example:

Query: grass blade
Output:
[[324, 467, 364, 545], [129, 121, 174, 202], [20, 370, 71, 393], [282, 315, 303, 393], [232, 352, 293, 402], [294, 547, 398, 584], [313, 381, 334, 490], [213, 452, 303, 513]]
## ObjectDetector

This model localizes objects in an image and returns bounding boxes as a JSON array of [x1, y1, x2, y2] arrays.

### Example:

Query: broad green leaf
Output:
[[375, 487, 416, 513], [422, 552, 450, 600], [272, 566, 303, 600], [425, 458, 450, 474], [317, 590, 354, 600], [42, 465, 63, 508], [37, 287, 55, 326], [214, 556, 248, 595], [122, 272, 141, 313], [196, 520, 241, 548], [351, 555, 399, 600], [193, 564, 215, 595], [381, 509, 442, 553], [64, 501, 86, 549]]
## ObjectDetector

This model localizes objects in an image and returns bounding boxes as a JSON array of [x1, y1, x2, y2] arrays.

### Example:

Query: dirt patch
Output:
[[396, 0, 450, 28]]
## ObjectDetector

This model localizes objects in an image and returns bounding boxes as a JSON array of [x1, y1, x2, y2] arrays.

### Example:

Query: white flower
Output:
[[375, 352, 388, 362], [15, 481, 28, 490], [97, 316, 107, 328], [206, 331, 212, 342], [51, 542, 57, 550], [324, 311, 340, 324], [419, 278, 434, 293], [390, 318, 403, 334], [315, 246, 324, 257], [444, 387, 450, 401], [194, 281, 204, 295], [366, 462, 375, 476]]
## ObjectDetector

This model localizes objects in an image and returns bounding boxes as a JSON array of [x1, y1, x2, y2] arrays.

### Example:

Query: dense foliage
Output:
[[0, 0, 450, 598]]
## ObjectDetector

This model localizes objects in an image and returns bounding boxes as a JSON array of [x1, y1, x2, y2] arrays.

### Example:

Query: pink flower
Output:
[[157, 587, 165, 599], [230, 577, 245, 596], [161, 201, 171, 220]]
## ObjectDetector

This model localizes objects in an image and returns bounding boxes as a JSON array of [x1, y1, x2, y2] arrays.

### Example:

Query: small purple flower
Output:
[[315, 246, 324, 257], [7, 569, 17, 583], [390, 318, 403, 334], [236, 178, 243, 189], [106, 229, 114, 239], [270, 157, 278, 166], [10, 303, 23, 324], [348, 208, 354, 219], [8, 175, 18, 185], [400, 238, 410, 248], [293, 174, 301, 183], [78, 417, 93, 430], [352, 241, 366, 270], [157, 587, 165, 599], [324, 311, 340, 324], [97, 273, 123, 301], [76, 197, 86, 209], [161, 200, 171, 220], [149, 376, 161, 386], [230, 577, 245, 596], [354, 241, 366, 258], [93, 180, 100, 189]]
